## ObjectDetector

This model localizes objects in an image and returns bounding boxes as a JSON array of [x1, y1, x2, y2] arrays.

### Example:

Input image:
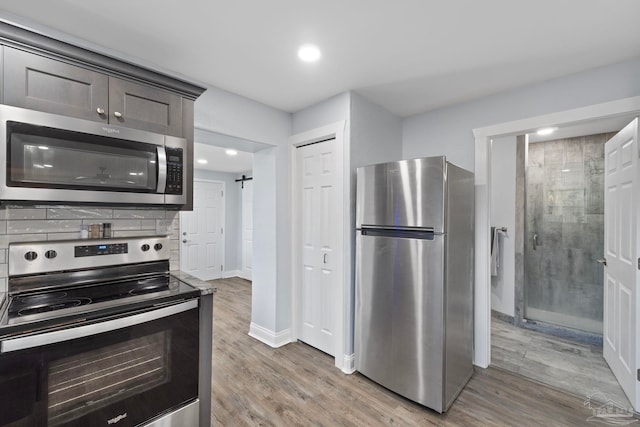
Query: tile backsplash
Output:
[[0, 206, 181, 293]]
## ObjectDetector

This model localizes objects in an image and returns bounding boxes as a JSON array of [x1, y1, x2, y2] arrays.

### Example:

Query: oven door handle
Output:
[[1, 299, 198, 353], [157, 146, 167, 193]]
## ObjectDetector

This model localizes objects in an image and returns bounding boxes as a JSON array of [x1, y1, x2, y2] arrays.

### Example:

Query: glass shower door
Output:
[[524, 134, 610, 334]]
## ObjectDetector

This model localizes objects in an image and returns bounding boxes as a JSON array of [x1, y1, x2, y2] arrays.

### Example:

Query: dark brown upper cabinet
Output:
[[3, 47, 109, 123], [108, 76, 182, 137], [3, 47, 183, 136]]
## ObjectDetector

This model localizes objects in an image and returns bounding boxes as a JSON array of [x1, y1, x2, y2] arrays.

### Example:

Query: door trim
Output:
[[290, 121, 349, 372], [473, 95, 640, 368], [240, 180, 253, 281], [179, 178, 226, 279]]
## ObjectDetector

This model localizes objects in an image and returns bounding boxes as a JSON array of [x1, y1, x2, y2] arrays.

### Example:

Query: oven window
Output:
[[7, 121, 158, 192], [47, 331, 171, 426]]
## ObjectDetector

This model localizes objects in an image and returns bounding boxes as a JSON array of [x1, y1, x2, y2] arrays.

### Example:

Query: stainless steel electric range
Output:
[[0, 236, 201, 427]]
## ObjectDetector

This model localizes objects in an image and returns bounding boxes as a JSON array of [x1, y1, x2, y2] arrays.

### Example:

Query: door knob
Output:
[[597, 258, 607, 266], [113, 111, 123, 118], [96, 107, 105, 115], [182, 239, 187, 244]]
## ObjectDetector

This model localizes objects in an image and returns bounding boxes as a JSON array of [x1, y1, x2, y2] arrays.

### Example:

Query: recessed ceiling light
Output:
[[536, 127, 557, 136], [298, 44, 321, 62], [197, 159, 208, 164], [225, 149, 238, 156]]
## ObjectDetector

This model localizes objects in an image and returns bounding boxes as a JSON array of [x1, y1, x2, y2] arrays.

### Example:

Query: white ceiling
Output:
[[1, 1, 640, 117], [194, 143, 253, 173]]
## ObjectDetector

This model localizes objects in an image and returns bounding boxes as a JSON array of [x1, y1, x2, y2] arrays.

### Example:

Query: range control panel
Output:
[[75, 243, 129, 257], [8, 236, 171, 277]]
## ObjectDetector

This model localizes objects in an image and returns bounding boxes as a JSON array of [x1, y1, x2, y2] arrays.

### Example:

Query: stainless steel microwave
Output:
[[0, 105, 186, 206]]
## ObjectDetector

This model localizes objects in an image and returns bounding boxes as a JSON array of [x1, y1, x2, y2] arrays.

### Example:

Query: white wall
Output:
[[490, 136, 516, 317], [193, 169, 243, 273], [195, 86, 292, 336], [403, 56, 640, 172]]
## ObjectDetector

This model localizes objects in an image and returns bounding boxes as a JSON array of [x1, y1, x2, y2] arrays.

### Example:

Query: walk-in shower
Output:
[[524, 133, 614, 334]]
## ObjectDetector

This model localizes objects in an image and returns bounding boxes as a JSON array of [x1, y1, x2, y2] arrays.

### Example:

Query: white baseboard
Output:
[[222, 270, 242, 278], [342, 353, 356, 374], [248, 322, 292, 348], [238, 272, 252, 281]]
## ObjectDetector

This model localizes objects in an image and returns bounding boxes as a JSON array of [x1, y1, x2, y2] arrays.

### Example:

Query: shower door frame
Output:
[[521, 134, 608, 335]]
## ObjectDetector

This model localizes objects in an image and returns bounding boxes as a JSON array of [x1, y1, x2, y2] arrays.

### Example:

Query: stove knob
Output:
[[154, 243, 163, 251], [45, 250, 57, 259], [141, 244, 150, 252], [24, 251, 38, 261]]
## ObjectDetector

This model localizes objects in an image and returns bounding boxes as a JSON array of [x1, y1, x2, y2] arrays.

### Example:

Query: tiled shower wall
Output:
[[0, 206, 180, 293], [524, 132, 614, 333]]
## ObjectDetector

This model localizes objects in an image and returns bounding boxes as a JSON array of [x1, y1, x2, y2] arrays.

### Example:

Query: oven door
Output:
[[0, 299, 199, 427], [0, 104, 168, 205]]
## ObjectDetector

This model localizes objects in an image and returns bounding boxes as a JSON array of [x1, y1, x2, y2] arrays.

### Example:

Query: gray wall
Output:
[[193, 169, 244, 273], [490, 136, 517, 317], [402, 56, 640, 172], [195, 85, 292, 334], [292, 92, 351, 134], [349, 93, 403, 353]]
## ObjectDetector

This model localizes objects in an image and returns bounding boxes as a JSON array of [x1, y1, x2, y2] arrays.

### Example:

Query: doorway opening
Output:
[[180, 141, 253, 282], [489, 117, 635, 408]]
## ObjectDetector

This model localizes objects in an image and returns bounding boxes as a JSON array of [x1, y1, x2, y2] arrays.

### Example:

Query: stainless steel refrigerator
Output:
[[355, 156, 474, 413]]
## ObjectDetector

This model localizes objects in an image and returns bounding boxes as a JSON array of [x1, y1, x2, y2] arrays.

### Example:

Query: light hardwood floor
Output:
[[491, 317, 631, 408], [210, 277, 596, 426]]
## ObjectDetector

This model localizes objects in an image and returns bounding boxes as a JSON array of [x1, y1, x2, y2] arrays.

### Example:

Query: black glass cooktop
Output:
[[5, 274, 199, 328]]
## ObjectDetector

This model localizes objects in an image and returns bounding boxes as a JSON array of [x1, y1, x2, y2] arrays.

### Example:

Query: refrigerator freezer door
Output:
[[355, 231, 445, 412], [356, 156, 446, 233]]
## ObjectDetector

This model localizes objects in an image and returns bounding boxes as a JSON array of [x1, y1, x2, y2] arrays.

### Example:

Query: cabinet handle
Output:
[[113, 111, 123, 119], [182, 239, 187, 244], [96, 107, 105, 115]]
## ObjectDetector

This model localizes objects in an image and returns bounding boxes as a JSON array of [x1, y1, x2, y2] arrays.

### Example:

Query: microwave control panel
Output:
[[165, 147, 183, 195]]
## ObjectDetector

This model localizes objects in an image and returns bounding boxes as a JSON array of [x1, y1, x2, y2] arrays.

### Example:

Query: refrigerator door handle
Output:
[[360, 227, 438, 240]]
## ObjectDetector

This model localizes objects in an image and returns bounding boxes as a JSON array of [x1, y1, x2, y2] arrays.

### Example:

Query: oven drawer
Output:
[[0, 299, 199, 427]]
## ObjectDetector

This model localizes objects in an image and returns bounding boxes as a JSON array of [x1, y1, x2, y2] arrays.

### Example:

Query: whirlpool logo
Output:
[[107, 413, 127, 424], [102, 127, 120, 134]]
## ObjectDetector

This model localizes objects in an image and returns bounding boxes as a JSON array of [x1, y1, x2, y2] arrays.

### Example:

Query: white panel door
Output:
[[241, 179, 253, 281], [603, 118, 639, 409], [180, 180, 225, 281], [297, 139, 337, 356]]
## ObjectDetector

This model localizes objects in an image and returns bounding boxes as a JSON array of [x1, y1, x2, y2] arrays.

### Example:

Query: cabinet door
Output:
[[3, 47, 108, 122], [108, 77, 183, 136]]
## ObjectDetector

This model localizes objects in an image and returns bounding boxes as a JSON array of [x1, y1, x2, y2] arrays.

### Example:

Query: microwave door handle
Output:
[[157, 146, 167, 193]]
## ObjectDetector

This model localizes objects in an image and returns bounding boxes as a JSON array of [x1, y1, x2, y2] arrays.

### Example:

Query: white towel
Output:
[[490, 227, 500, 277]]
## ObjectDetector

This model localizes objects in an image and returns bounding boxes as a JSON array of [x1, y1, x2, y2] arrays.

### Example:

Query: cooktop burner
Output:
[[18, 291, 68, 304], [17, 297, 92, 316]]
